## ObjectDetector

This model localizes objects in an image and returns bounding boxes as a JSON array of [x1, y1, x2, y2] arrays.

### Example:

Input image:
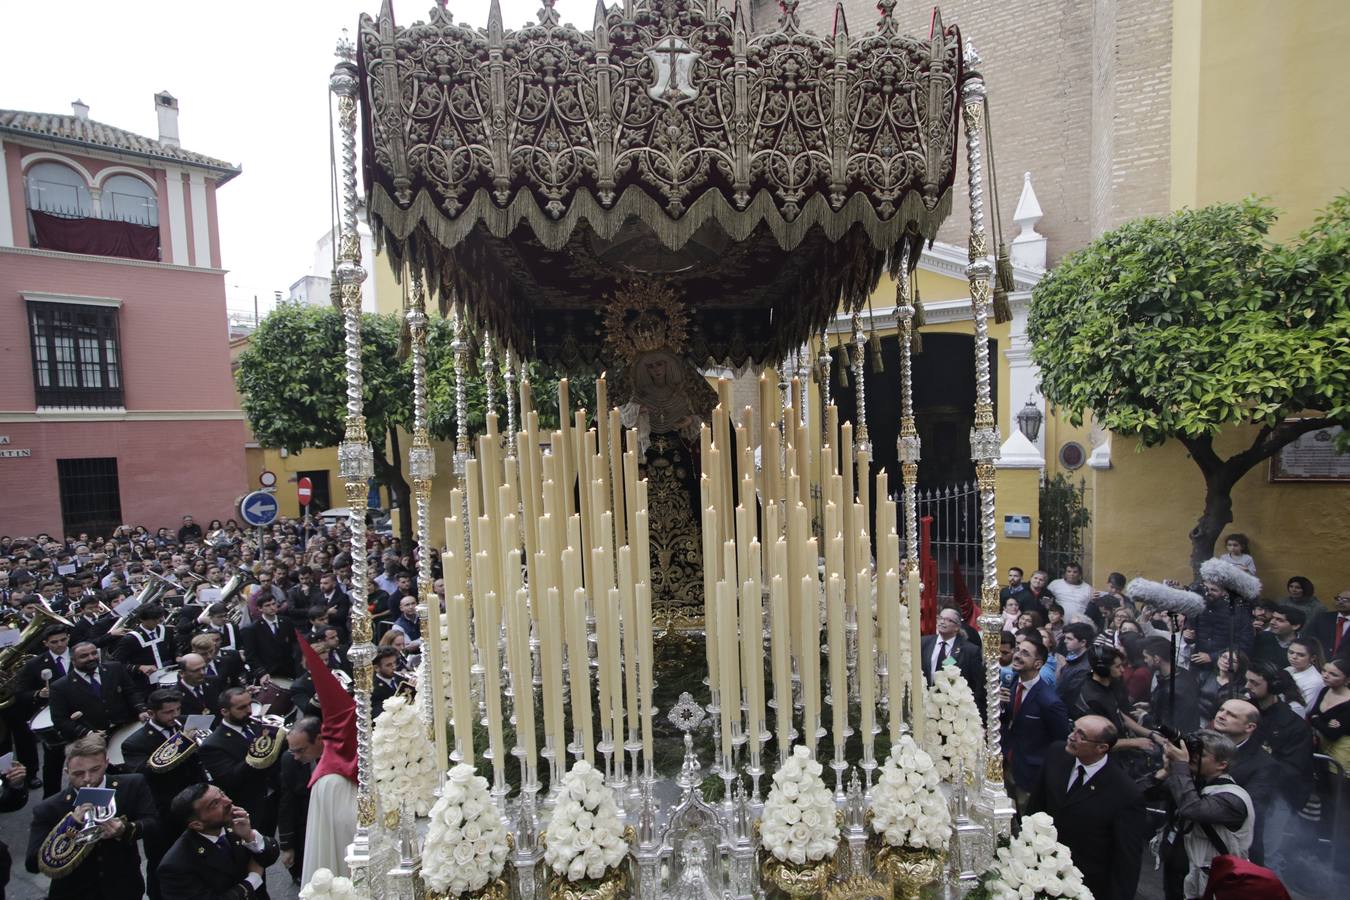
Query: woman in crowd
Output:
[[1309, 658, 1350, 771], [1285, 576, 1323, 625], [1218, 532, 1257, 576], [1197, 650, 1249, 726], [378, 628, 413, 672], [1015, 610, 1044, 632], [1045, 602, 1065, 649], [1001, 596, 1021, 632], [1287, 637, 1327, 717]]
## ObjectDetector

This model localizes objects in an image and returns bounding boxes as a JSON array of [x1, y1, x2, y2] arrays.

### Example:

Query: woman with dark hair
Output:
[[1285, 576, 1323, 624], [1197, 649, 1249, 726], [1309, 658, 1350, 771], [1287, 637, 1326, 716]]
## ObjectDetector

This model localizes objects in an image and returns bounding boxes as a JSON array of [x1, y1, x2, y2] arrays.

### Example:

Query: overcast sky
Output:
[[3, 0, 593, 315]]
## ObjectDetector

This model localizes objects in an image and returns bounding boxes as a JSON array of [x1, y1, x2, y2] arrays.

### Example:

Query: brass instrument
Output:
[[195, 572, 255, 626], [110, 575, 169, 632], [0, 604, 73, 709], [37, 793, 118, 877], [244, 714, 288, 769]]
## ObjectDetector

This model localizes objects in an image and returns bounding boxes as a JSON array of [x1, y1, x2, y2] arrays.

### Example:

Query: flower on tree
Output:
[[422, 764, 511, 896], [924, 665, 982, 782], [984, 812, 1092, 900], [372, 695, 439, 816], [869, 734, 951, 851], [760, 744, 840, 865], [543, 760, 629, 882]]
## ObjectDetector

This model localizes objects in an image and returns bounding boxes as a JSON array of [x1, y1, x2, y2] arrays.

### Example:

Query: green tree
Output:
[[1028, 195, 1350, 575], [235, 304, 415, 545]]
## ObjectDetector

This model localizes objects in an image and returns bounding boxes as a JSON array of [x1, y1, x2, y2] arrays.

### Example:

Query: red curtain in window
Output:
[[31, 211, 160, 261]]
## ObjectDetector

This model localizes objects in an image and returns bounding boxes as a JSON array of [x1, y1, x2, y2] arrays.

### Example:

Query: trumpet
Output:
[[37, 791, 118, 877], [75, 794, 119, 845]]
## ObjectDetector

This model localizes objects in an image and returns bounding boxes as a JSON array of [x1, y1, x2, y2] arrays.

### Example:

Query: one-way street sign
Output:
[[240, 490, 279, 527]]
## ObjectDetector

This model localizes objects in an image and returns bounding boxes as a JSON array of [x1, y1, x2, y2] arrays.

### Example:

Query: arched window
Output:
[[25, 161, 91, 217], [101, 174, 159, 226]]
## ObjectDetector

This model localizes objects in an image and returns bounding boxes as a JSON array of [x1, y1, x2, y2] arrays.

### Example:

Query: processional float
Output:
[[328, 0, 1012, 896]]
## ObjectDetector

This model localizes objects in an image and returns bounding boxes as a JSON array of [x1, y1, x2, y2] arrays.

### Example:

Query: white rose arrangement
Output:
[[760, 745, 840, 866], [981, 812, 1092, 900], [923, 665, 982, 782], [299, 868, 362, 900], [869, 734, 951, 850], [543, 760, 629, 882], [372, 695, 439, 816], [421, 763, 511, 896]]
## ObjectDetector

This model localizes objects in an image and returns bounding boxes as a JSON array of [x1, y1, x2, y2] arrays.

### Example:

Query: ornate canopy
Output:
[[358, 0, 965, 367]]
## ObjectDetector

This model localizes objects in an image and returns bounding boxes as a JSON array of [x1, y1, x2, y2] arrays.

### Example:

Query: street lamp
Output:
[[1016, 396, 1043, 443]]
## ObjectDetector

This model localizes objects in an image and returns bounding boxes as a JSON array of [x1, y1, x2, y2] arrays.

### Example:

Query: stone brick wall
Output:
[[748, 0, 1172, 260]]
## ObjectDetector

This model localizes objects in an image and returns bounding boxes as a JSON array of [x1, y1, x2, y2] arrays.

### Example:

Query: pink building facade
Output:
[[0, 96, 248, 538]]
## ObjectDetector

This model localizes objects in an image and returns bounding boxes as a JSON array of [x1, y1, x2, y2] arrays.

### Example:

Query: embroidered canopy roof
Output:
[[357, 0, 965, 366]]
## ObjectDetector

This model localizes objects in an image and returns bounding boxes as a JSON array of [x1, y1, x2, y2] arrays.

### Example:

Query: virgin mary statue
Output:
[[606, 283, 715, 629]]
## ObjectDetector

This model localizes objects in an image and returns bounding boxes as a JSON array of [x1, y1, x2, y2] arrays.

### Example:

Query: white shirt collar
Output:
[[1072, 754, 1110, 786]]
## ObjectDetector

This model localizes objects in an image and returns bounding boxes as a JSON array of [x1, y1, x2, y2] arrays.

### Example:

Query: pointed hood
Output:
[[297, 628, 358, 786]]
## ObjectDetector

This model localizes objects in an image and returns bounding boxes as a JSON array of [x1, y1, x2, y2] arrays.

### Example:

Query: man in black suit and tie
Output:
[[69, 595, 122, 649], [24, 734, 159, 900], [158, 783, 280, 900], [190, 632, 245, 688], [112, 604, 176, 687], [315, 573, 351, 645], [48, 642, 148, 743], [15, 624, 74, 793], [1028, 715, 1147, 900], [1307, 588, 1350, 662], [198, 688, 281, 838], [242, 598, 295, 680], [118, 689, 211, 900], [921, 607, 986, 712], [1001, 636, 1072, 810], [176, 653, 224, 721]]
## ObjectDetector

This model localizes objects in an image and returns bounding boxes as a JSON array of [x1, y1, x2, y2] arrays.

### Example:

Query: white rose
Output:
[[567, 855, 588, 881]]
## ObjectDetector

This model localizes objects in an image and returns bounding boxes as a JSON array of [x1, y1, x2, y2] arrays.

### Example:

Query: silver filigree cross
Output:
[[646, 35, 700, 104]]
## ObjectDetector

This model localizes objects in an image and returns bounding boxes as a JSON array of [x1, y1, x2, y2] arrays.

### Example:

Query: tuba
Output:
[[244, 715, 288, 769], [37, 792, 118, 877], [0, 603, 73, 709]]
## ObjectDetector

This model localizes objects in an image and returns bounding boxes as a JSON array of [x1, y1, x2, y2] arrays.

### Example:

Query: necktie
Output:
[[938, 640, 949, 663], [1337, 615, 1347, 654], [242, 725, 256, 742], [52, 656, 66, 678], [215, 834, 232, 855], [1012, 682, 1024, 718], [1069, 764, 1087, 793], [207, 663, 218, 678], [87, 675, 102, 698]]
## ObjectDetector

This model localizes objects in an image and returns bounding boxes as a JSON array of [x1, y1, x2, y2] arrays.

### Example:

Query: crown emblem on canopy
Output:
[[603, 281, 691, 364]]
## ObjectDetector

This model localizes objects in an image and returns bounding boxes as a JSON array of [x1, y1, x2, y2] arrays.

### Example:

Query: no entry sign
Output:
[[297, 476, 313, 507]]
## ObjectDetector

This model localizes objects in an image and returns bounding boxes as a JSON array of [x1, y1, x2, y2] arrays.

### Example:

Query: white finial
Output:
[[1010, 172, 1046, 270]]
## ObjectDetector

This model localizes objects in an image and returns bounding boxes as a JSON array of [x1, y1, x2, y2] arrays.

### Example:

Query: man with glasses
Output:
[[1308, 589, 1350, 663], [1028, 715, 1146, 900]]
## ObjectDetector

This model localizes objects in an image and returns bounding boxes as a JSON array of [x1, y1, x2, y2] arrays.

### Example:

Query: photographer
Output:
[[1153, 730, 1255, 900]]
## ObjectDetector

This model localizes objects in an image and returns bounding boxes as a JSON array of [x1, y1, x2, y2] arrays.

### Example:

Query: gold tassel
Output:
[[911, 280, 924, 354], [993, 242, 1014, 324], [868, 332, 884, 373]]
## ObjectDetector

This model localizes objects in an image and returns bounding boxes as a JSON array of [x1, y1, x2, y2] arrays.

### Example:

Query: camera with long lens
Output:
[[1156, 724, 1203, 760]]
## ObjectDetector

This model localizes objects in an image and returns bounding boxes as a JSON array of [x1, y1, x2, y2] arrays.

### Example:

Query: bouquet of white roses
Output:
[[760, 745, 840, 865], [299, 868, 363, 900], [923, 665, 982, 782], [869, 734, 951, 850], [422, 763, 511, 896], [981, 812, 1092, 899], [372, 695, 439, 816], [543, 760, 629, 882]]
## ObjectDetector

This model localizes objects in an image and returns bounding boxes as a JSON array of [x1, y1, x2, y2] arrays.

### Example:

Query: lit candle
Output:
[[447, 593, 475, 766]]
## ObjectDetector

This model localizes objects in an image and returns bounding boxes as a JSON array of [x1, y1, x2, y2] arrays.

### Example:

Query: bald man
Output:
[[1028, 715, 1146, 900], [176, 652, 223, 721], [1212, 698, 1280, 865]]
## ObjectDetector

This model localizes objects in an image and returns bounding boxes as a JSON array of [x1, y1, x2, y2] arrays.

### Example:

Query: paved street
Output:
[[0, 782, 300, 900]]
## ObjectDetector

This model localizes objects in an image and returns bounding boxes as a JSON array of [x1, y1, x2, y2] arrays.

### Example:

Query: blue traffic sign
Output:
[[239, 490, 279, 527]]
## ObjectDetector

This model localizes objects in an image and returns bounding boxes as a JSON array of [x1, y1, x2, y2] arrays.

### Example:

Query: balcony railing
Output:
[[27, 205, 161, 262]]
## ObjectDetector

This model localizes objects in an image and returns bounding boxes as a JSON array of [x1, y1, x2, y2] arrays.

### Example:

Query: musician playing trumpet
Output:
[[25, 734, 159, 900], [15, 624, 73, 795]]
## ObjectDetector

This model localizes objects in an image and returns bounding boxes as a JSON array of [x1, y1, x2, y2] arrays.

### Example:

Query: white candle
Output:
[[637, 582, 654, 766], [507, 586, 536, 778], [717, 580, 739, 765], [800, 572, 819, 751], [769, 571, 792, 756], [447, 593, 475, 766], [566, 586, 594, 764], [827, 573, 846, 750], [481, 590, 506, 786], [856, 565, 875, 760], [425, 583, 449, 772], [908, 568, 925, 745]]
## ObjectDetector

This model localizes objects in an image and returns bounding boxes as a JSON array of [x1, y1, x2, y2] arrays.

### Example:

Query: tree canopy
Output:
[[1028, 194, 1350, 571]]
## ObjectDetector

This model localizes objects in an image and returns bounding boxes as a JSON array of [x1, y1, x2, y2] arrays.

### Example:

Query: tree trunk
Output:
[[380, 427, 414, 548], [1188, 475, 1235, 580]]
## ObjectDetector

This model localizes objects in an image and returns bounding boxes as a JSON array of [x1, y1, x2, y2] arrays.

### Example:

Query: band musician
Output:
[[158, 784, 280, 900], [47, 643, 148, 743], [198, 688, 282, 837]]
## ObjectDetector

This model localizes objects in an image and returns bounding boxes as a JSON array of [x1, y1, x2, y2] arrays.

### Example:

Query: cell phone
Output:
[[0, 752, 14, 774]]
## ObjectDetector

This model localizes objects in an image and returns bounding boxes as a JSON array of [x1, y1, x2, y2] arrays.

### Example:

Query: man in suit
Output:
[[112, 604, 177, 687], [159, 783, 280, 900], [14, 624, 73, 793], [24, 734, 159, 900], [117, 689, 211, 900], [1028, 715, 1147, 900], [277, 740, 315, 884], [242, 597, 295, 680], [921, 607, 986, 711], [1211, 698, 1281, 865], [198, 688, 281, 838], [1251, 605, 1305, 669], [176, 653, 224, 721], [315, 573, 351, 645], [1307, 588, 1350, 662], [68, 596, 121, 649], [1054, 622, 1096, 709], [204, 603, 244, 653], [371, 647, 411, 719], [190, 632, 245, 688], [48, 642, 148, 742], [1001, 636, 1071, 810]]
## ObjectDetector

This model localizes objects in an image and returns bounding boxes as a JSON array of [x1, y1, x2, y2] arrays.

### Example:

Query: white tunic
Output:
[[301, 773, 359, 884]]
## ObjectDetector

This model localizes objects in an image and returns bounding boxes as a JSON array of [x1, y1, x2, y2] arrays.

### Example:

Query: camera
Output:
[[1156, 724, 1203, 759]]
